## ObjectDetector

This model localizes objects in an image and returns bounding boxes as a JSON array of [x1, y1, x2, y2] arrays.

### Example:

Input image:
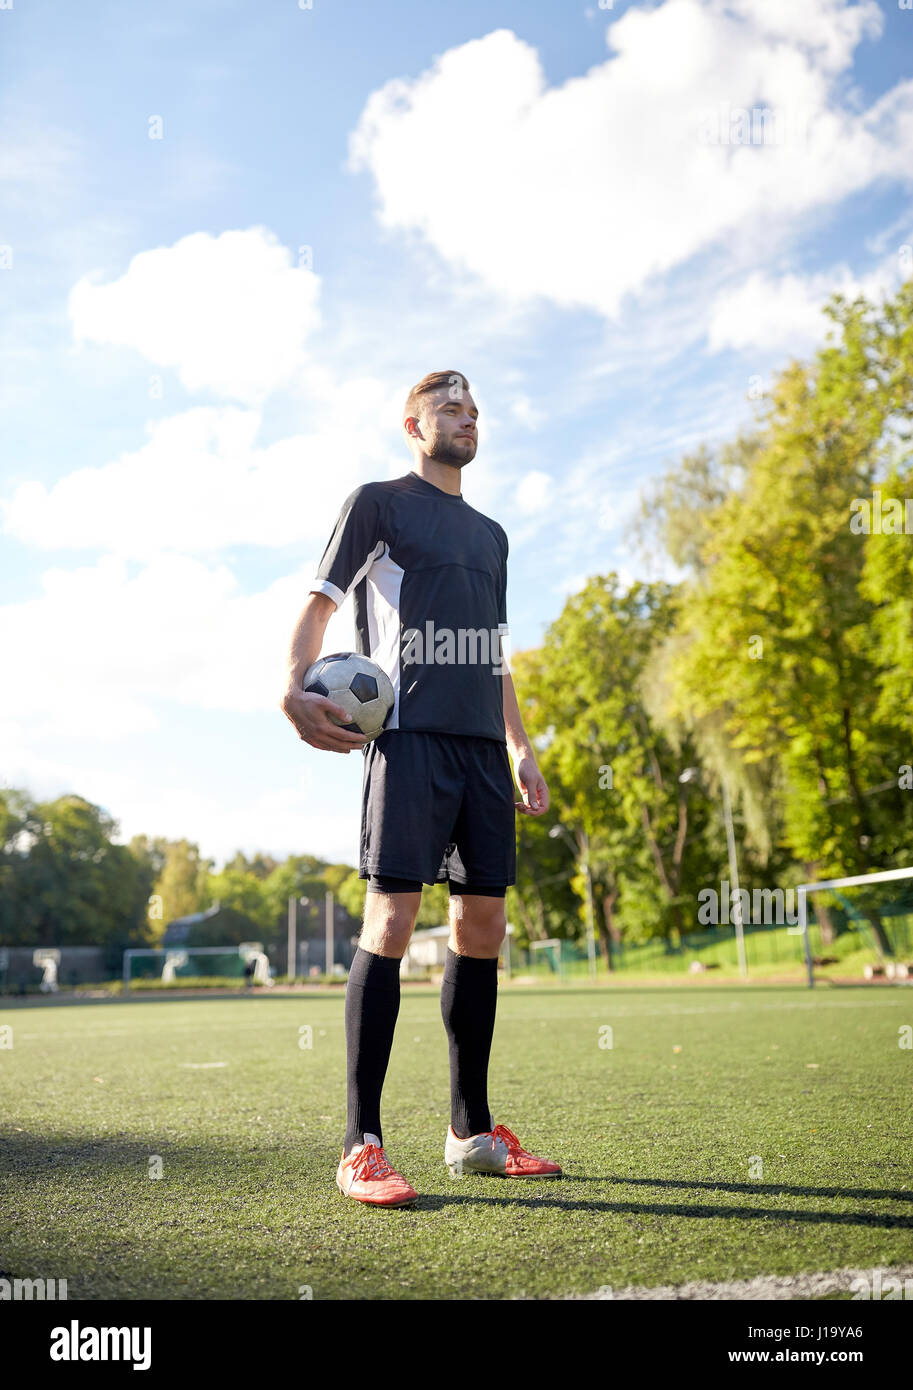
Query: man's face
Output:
[[410, 388, 478, 467]]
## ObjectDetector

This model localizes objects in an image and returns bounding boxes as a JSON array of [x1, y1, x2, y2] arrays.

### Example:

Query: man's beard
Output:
[[427, 435, 474, 468]]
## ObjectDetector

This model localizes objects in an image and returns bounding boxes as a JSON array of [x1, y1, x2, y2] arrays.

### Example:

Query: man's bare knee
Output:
[[359, 891, 421, 959], [448, 894, 506, 959]]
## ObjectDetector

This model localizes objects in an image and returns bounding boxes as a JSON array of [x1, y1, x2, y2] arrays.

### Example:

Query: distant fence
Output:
[[7, 914, 905, 991], [505, 913, 913, 980], [0, 938, 360, 992], [0, 946, 107, 992], [288, 939, 357, 976]]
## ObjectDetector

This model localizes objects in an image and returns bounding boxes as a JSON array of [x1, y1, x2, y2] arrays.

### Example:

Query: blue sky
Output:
[[2, 0, 912, 867]]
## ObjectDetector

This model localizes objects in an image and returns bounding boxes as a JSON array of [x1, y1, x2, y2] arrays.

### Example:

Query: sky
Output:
[[2, 0, 912, 869]]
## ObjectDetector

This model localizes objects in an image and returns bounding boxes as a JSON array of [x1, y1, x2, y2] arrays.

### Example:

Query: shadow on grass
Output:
[[2, 1132, 910, 1233], [418, 1192, 913, 1226], [559, 1173, 913, 1202]]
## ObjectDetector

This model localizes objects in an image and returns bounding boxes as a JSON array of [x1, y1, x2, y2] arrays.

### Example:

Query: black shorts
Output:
[[359, 730, 517, 891]]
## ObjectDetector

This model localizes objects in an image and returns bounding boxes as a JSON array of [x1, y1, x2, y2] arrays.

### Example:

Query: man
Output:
[[280, 370, 561, 1206]]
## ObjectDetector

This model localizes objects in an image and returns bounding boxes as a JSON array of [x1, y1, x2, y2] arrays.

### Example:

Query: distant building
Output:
[[400, 922, 514, 978], [162, 903, 221, 946], [401, 925, 451, 976]]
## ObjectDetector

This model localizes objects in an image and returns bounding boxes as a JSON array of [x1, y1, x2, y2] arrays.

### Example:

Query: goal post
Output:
[[530, 937, 563, 979], [122, 945, 264, 994], [33, 948, 61, 993], [238, 941, 274, 987], [792, 866, 913, 989]]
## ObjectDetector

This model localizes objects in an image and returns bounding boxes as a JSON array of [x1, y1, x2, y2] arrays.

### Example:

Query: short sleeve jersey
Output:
[[309, 470, 508, 742]]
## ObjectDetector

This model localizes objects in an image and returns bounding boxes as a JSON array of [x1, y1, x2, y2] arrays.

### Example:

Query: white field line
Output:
[[563, 1264, 913, 1301]]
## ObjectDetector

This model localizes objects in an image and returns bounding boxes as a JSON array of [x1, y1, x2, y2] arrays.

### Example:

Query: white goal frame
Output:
[[530, 937, 564, 979], [791, 866, 913, 989], [122, 945, 257, 994]]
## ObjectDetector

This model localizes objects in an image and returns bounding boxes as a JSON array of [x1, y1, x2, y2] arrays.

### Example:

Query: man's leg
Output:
[[441, 887, 562, 1178], [440, 890, 506, 1140], [343, 881, 420, 1156]]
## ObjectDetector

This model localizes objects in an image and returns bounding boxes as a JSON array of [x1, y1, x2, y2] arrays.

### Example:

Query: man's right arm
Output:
[[278, 592, 368, 754]]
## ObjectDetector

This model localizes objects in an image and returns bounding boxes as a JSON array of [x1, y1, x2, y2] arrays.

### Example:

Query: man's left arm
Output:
[[501, 662, 549, 817]]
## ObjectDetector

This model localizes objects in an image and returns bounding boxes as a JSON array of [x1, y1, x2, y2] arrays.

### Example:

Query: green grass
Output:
[[1, 984, 911, 1300]]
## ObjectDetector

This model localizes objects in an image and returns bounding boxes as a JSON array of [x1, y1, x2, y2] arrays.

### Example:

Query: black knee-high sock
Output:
[[440, 947, 498, 1139], [344, 947, 401, 1155]]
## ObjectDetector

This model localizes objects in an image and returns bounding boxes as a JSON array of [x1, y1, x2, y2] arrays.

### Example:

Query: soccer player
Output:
[[280, 370, 562, 1206]]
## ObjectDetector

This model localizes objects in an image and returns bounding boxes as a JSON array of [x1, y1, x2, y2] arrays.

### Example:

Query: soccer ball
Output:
[[302, 652, 394, 741]]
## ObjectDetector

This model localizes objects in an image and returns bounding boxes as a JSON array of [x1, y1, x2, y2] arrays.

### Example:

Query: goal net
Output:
[[793, 866, 913, 986], [122, 944, 270, 992]]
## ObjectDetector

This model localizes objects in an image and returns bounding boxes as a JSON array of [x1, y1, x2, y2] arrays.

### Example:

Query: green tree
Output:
[[128, 834, 170, 944], [648, 282, 913, 951], [513, 576, 716, 961], [859, 461, 913, 736], [0, 787, 38, 941], [335, 869, 367, 924], [507, 815, 571, 948], [205, 865, 273, 935], [223, 850, 280, 881], [153, 840, 211, 928], [416, 882, 449, 928], [12, 794, 151, 948]]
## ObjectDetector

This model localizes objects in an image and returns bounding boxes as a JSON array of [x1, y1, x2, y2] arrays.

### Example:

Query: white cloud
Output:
[[706, 255, 903, 353], [513, 470, 553, 514], [110, 783, 361, 868], [2, 394, 404, 558], [0, 122, 82, 209], [864, 207, 913, 259], [552, 571, 589, 597], [348, 2, 910, 320], [0, 553, 344, 741], [509, 396, 547, 430], [5, 236, 413, 555], [68, 227, 321, 404], [708, 271, 838, 353], [2, 740, 361, 867], [727, 0, 880, 70], [0, 548, 367, 860]]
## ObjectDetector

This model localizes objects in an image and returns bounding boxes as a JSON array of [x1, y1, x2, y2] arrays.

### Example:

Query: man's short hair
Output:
[[403, 371, 471, 425]]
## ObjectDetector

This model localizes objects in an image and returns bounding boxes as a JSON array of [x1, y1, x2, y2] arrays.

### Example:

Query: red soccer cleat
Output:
[[336, 1134, 418, 1207]]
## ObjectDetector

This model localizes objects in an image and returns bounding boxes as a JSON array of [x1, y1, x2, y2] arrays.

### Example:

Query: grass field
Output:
[[1, 983, 911, 1301]]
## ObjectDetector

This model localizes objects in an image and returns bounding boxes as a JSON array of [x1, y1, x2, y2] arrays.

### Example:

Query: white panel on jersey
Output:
[[365, 544, 405, 729], [309, 539, 386, 609]]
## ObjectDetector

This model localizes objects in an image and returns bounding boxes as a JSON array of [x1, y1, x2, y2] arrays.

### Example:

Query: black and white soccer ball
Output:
[[302, 652, 394, 741]]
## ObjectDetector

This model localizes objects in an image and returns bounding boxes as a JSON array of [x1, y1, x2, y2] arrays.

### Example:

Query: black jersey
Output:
[[309, 470, 508, 741]]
